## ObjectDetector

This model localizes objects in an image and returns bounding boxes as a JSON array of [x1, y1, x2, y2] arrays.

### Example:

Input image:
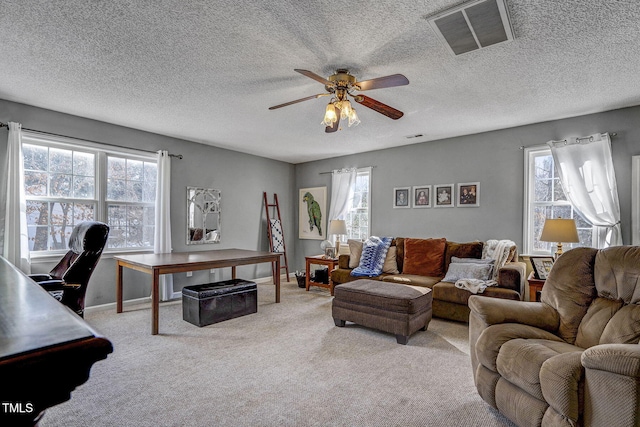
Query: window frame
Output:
[[21, 131, 157, 258], [523, 145, 595, 255], [345, 167, 372, 240]]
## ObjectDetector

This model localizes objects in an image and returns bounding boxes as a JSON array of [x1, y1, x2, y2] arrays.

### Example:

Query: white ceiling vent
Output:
[[427, 0, 514, 56]]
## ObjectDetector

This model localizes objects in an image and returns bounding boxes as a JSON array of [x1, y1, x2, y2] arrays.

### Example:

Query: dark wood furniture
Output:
[[305, 255, 338, 295], [115, 249, 280, 335], [0, 256, 113, 427], [528, 271, 545, 302]]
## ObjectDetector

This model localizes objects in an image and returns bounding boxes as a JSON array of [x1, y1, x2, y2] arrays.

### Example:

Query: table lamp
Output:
[[328, 220, 347, 255], [539, 218, 579, 258]]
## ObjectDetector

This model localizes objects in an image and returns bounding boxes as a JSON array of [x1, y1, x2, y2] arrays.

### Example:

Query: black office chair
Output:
[[29, 221, 109, 317]]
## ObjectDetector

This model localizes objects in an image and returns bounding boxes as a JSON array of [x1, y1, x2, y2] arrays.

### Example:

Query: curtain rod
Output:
[[519, 132, 617, 150], [0, 122, 183, 159], [319, 165, 376, 175]]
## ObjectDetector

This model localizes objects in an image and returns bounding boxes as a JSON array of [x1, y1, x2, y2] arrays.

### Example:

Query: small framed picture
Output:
[[393, 187, 410, 208], [412, 185, 431, 208], [324, 247, 336, 259], [434, 184, 454, 208], [457, 182, 480, 207], [530, 256, 554, 280]]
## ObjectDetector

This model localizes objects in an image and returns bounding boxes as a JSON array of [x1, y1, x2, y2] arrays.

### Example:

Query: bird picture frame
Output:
[[299, 186, 327, 240]]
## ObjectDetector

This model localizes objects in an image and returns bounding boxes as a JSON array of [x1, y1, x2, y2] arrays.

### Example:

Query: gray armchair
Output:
[[469, 246, 640, 427]]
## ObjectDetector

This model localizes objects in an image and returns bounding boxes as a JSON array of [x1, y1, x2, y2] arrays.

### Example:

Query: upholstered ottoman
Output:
[[332, 279, 432, 344]]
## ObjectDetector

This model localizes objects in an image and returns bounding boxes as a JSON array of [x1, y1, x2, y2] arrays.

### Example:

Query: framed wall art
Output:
[[299, 186, 326, 240], [457, 182, 480, 207], [393, 187, 410, 208], [412, 185, 431, 208], [434, 184, 454, 208]]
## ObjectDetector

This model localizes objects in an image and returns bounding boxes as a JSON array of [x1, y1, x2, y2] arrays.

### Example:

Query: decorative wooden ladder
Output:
[[263, 192, 290, 282]]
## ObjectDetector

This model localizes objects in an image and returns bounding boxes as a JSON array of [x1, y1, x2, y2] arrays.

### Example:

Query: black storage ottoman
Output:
[[182, 279, 257, 327]]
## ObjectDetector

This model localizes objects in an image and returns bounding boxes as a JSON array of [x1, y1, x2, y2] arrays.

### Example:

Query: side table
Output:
[[528, 272, 545, 302], [305, 255, 338, 295]]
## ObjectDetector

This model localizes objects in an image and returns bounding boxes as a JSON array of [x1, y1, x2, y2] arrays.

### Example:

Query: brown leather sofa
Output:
[[469, 246, 640, 427], [330, 238, 526, 322]]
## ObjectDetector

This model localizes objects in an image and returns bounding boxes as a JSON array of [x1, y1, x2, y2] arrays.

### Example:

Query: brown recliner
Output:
[[29, 221, 109, 317], [469, 246, 640, 427]]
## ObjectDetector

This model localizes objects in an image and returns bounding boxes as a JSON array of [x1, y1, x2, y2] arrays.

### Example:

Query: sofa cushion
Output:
[[444, 241, 484, 270], [395, 237, 405, 273], [382, 274, 441, 288], [575, 297, 624, 349], [383, 246, 400, 274], [348, 239, 364, 268], [433, 281, 519, 305], [599, 304, 640, 344], [403, 237, 446, 276]]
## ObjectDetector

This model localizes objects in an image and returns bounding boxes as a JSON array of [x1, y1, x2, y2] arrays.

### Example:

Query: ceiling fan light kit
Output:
[[270, 68, 408, 133]]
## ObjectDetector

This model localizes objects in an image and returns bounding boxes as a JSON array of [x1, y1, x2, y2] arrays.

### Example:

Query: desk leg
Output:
[[152, 269, 159, 335], [275, 257, 280, 303], [232, 266, 237, 280], [116, 262, 123, 313]]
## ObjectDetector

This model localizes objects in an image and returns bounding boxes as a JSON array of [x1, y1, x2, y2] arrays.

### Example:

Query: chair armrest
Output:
[[468, 295, 559, 331], [497, 261, 526, 297], [582, 344, 640, 378], [28, 273, 53, 282], [36, 279, 65, 291], [338, 254, 351, 269]]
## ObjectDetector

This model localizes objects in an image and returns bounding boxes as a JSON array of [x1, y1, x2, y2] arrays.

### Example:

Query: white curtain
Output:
[[3, 122, 31, 273], [328, 168, 356, 222], [548, 132, 622, 247], [155, 150, 173, 300]]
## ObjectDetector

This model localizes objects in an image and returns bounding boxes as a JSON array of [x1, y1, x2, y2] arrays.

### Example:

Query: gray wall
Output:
[[0, 99, 296, 307], [293, 106, 640, 270]]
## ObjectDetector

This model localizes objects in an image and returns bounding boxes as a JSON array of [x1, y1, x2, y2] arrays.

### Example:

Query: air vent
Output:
[[426, 0, 514, 56]]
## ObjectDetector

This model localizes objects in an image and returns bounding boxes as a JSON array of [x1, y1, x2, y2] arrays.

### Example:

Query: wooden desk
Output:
[[0, 256, 112, 426], [115, 249, 280, 335], [528, 272, 545, 302], [305, 255, 338, 295]]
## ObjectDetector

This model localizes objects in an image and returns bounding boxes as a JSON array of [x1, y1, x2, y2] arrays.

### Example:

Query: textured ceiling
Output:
[[1, 1, 640, 163]]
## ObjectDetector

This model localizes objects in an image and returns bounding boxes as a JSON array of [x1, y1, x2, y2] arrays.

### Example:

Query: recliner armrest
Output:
[[582, 344, 640, 378], [468, 295, 559, 331]]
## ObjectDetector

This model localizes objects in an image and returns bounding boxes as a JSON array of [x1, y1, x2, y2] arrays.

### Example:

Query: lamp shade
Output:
[[540, 218, 579, 243], [328, 219, 347, 236]]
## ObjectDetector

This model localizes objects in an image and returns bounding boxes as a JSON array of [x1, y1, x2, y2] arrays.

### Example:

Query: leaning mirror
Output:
[[187, 187, 221, 245]]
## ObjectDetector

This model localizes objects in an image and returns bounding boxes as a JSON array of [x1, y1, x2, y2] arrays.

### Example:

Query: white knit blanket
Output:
[[454, 239, 517, 294], [482, 239, 517, 280], [455, 278, 497, 294]]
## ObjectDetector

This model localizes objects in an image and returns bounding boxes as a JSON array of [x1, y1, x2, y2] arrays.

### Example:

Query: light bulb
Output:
[[321, 103, 337, 126], [340, 100, 352, 120], [348, 107, 360, 127]]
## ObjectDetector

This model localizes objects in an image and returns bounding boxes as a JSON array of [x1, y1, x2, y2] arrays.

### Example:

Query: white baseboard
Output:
[[85, 273, 290, 313]]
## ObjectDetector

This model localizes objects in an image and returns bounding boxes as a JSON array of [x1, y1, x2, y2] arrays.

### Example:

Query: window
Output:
[[22, 132, 157, 253], [524, 146, 593, 254], [345, 167, 371, 240]]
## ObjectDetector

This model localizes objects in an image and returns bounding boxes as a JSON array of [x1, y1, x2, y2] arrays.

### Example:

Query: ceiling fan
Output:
[[269, 69, 409, 133]]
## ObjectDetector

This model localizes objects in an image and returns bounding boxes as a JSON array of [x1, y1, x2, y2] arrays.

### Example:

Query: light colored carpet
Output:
[[41, 281, 514, 427]]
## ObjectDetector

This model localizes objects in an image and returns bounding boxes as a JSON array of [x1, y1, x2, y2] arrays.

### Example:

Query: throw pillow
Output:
[[442, 262, 494, 283], [348, 239, 364, 268], [351, 236, 393, 277], [403, 238, 447, 277], [444, 241, 484, 268], [383, 246, 399, 274]]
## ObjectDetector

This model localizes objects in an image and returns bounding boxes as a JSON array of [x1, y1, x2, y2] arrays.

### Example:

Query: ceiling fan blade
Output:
[[325, 108, 341, 133], [353, 95, 404, 120], [356, 74, 409, 91], [268, 93, 329, 110], [294, 69, 333, 86]]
